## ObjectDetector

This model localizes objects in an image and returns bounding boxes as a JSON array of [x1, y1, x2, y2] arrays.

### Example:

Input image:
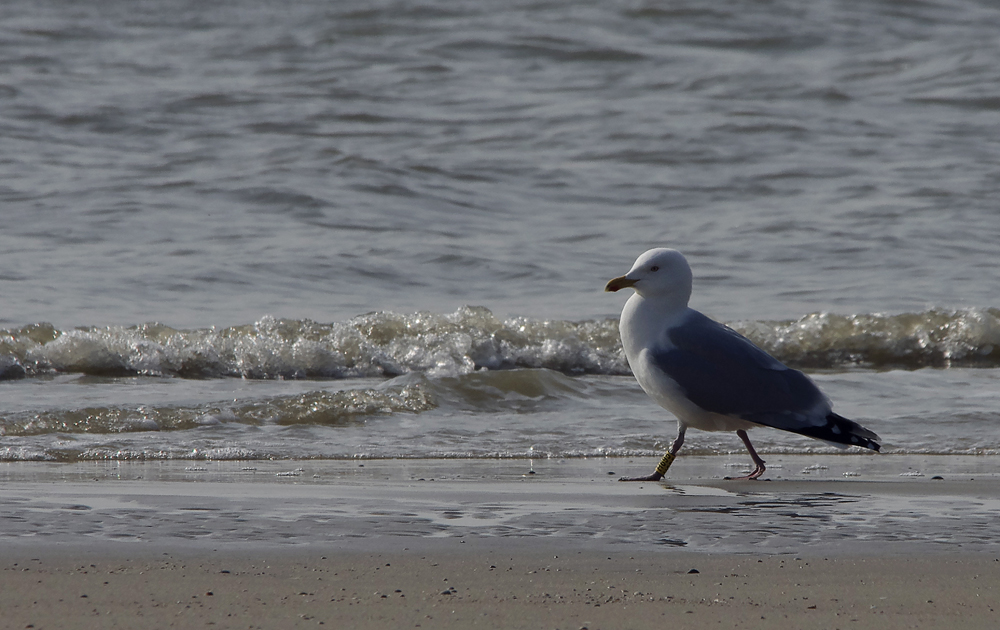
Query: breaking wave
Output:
[[1, 306, 998, 381]]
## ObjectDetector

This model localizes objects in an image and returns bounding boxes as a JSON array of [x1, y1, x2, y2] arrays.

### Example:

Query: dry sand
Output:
[[2, 549, 998, 629], [1, 455, 999, 629]]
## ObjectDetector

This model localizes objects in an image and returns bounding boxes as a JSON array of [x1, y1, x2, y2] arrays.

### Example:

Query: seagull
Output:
[[605, 248, 880, 482]]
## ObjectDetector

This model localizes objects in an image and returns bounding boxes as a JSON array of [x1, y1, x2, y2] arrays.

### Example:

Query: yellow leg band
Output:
[[655, 452, 676, 476]]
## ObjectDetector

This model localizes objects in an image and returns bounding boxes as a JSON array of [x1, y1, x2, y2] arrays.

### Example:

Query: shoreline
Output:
[[1, 455, 998, 555], [1, 451, 994, 482]]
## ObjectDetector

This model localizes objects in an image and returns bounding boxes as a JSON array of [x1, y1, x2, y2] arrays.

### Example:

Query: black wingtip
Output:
[[830, 412, 881, 452], [790, 412, 881, 452]]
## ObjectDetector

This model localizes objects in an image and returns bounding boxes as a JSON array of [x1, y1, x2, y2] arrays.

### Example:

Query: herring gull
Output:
[[605, 248, 880, 482]]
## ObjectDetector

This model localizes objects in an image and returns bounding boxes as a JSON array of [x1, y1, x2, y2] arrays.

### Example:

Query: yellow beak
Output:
[[604, 276, 638, 292]]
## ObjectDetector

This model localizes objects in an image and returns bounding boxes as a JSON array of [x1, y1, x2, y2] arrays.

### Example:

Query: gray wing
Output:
[[650, 311, 825, 424], [650, 312, 880, 450]]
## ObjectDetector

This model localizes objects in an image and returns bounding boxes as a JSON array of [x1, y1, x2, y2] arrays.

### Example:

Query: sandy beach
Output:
[[2, 456, 999, 629], [3, 548, 998, 629]]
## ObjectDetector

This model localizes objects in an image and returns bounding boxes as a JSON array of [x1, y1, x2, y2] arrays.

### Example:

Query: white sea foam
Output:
[[3, 307, 999, 383]]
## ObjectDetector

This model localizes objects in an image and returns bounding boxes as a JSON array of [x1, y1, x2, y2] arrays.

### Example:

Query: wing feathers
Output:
[[650, 311, 881, 451]]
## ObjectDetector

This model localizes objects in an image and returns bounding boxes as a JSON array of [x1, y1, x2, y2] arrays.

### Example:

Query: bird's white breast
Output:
[[618, 293, 683, 361], [619, 294, 757, 433]]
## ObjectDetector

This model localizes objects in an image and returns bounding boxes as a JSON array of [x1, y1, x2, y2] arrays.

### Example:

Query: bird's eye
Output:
[[650, 266, 659, 272]]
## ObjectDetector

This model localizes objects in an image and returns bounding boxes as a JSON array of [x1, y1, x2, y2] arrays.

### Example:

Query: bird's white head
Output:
[[604, 248, 693, 306]]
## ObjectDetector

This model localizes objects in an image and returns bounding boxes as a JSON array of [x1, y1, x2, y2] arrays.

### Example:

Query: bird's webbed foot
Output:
[[618, 471, 663, 482], [619, 450, 676, 482], [724, 462, 766, 481]]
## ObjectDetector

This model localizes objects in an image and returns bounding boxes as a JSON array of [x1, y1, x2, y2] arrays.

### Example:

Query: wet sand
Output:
[[1, 456, 999, 628]]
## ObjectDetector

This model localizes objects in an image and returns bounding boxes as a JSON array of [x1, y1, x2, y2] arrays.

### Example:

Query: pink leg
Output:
[[725, 430, 766, 480]]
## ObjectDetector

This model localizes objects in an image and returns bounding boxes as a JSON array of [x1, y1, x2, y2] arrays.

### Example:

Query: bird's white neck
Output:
[[619, 292, 691, 361]]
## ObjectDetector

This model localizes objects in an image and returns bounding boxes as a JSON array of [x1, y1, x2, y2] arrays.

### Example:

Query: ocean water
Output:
[[2, 0, 999, 464]]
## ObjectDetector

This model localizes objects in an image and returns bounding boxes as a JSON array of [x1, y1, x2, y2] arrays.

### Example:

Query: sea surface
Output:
[[2, 0, 999, 465]]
